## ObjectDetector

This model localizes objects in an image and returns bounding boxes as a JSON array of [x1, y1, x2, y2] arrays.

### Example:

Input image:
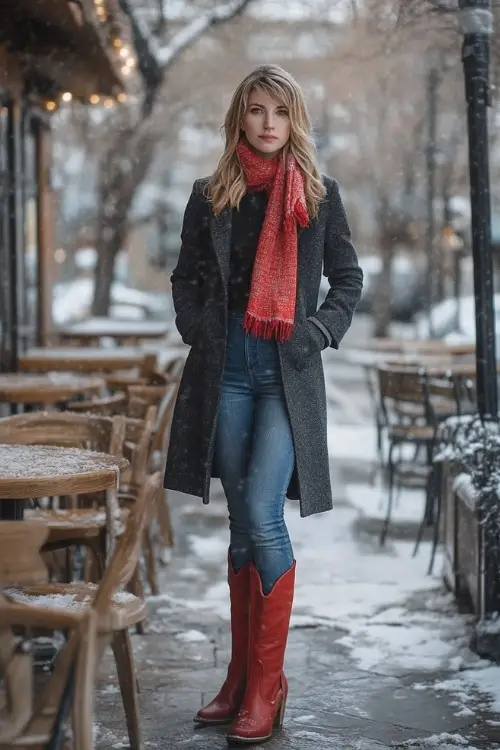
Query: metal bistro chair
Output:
[[377, 365, 438, 546], [413, 372, 462, 574]]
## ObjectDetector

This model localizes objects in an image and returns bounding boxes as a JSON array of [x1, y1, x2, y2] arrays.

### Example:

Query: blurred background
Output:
[[3, 0, 500, 357]]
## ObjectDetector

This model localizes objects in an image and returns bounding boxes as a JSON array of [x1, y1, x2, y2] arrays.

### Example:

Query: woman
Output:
[[163, 64, 363, 745]]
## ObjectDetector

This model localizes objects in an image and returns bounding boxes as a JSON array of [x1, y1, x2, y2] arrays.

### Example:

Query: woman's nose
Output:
[[264, 113, 274, 130]]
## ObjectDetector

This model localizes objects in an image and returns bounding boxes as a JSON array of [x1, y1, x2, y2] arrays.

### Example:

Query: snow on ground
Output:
[[151, 345, 500, 734], [396, 735, 478, 749]]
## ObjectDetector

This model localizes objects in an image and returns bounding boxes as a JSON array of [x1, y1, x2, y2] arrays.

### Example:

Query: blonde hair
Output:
[[208, 64, 326, 218]]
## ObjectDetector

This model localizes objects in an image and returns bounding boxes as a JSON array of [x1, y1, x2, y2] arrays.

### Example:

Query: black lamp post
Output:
[[459, 0, 497, 420], [459, 0, 500, 658]]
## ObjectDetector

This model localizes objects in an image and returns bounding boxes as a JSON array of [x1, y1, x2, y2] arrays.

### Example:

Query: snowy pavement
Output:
[[94, 340, 500, 750]]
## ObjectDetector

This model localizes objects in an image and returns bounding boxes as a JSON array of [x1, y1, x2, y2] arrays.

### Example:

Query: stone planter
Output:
[[442, 462, 480, 613]]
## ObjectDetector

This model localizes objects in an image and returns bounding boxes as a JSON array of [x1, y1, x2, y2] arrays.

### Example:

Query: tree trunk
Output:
[[91, 213, 128, 316], [372, 197, 394, 338], [91, 126, 156, 316], [373, 243, 393, 338]]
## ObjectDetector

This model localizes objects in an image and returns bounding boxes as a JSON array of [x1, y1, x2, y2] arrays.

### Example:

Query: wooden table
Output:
[[363, 338, 476, 357], [338, 348, 459, 369], [0, 373, 105, 405], [0, 444, 128, 522], [18, 347, 158, 375], [58, 318, 170, 346], [423, 361, 500, 379]]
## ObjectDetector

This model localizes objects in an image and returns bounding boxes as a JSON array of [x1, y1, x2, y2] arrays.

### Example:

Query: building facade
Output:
[[0, 0, 129, 371]]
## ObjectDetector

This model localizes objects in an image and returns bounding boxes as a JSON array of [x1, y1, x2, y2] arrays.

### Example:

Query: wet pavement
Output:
[[94, 329, 500, 749], [94, 480, 500, 750]]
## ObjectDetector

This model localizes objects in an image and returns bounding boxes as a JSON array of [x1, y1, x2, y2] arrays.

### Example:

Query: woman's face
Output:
[[241, 87, 290, 160]]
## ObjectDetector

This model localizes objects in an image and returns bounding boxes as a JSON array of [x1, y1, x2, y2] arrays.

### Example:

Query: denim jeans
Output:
[[214, 312, 295, 595]]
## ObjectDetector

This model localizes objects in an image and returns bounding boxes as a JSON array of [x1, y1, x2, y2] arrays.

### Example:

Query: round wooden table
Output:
[[18, 347, 158, 375], [58, 318, 170, 346], [0, 444, 128, 499], [363, 338, 475, 357], [0, 444, 128, 526], [0, 373, 105, 405]]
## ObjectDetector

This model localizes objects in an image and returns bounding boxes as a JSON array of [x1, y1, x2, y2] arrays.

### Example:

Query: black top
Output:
[[228, 190, 268, 312]]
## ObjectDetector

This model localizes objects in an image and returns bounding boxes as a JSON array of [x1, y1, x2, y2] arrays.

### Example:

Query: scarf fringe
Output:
[[284, 202, 308, 234], [244, 312, 294, 343]]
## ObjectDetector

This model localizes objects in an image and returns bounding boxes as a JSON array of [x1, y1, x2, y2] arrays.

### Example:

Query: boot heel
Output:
[[275, 695, 286, 728]]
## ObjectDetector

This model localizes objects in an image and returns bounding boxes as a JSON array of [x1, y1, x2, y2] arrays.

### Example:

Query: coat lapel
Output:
[[210, 207, 232, 288]]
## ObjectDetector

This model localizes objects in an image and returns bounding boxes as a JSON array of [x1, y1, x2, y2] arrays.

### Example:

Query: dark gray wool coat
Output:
[[163, 175, 363, 518]]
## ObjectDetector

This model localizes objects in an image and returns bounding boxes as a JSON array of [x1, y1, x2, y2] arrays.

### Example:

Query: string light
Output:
[[62, 92, 73, 103], [45, 100, 57, 111], [54, 248, 67, 264], [103, 98, 114, 108], [90, 94, 100, 104], [117, 92, 128, 103], [90, 0, 136, 88]]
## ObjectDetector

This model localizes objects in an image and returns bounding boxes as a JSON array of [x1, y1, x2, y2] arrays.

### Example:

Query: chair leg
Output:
[[156, 490, 174, 562], [112, 629, 142, 750], [380, 442, 396, 546], [72, 612, 98, 750], [128, 565, 146, 635], [143, 526, 159, 596], [427, 464, 442, 575], [413, 464, 437, 558], [413, 472, 432, 557]]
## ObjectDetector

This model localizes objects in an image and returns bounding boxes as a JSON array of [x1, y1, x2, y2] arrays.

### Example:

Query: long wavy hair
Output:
[[208, 65, 326, 218]]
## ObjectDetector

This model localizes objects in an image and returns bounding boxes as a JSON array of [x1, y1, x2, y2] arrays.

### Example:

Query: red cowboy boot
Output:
[[226, 561, 296, 745], [195, 555, 251, 725]]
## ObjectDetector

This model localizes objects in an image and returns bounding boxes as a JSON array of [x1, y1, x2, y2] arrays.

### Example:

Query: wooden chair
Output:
[[0, 605, 97, 750], [0, 520, 91, 750], [105, 354, 184, 394], [65, 391, 128, 415], [0, 521, 49, 586], [0, 411, 155, 594], [2, 472, 162, 750], [413, 374, 461, 574], [377, 365, 438, 546], [123, 384, 179, 587]]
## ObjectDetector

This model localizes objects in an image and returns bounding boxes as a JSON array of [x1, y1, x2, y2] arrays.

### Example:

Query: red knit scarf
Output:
[[237, 139, 309, 342]]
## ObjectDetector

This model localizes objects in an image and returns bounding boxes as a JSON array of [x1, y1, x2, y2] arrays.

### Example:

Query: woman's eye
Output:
[[277, 110, 288, 117], [250, 108, 262, 114]]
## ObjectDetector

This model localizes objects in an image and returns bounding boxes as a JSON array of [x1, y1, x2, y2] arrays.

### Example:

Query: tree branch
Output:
[[155, 0, 254, 69], [118, 0, 253, 118]]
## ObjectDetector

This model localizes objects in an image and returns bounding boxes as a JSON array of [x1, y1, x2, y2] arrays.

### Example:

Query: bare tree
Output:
[[91, 0, 253, 316]]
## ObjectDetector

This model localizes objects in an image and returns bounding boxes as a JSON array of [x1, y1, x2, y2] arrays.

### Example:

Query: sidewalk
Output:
[[94, 471, 500, 750], [94, 335, 500, 749]]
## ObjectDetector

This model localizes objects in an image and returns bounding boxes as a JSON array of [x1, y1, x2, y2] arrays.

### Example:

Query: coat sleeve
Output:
[[170, 180, 209, 345], [309, 179, 363, 349]]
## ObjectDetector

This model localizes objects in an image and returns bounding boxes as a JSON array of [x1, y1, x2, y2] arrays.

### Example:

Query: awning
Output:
[[0, 0, 128, 99]]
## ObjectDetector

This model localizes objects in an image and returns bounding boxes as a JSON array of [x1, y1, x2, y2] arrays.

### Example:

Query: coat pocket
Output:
[[283, 320, 325, 371]]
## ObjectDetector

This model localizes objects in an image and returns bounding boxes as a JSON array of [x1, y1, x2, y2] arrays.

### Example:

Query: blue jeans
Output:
[[214, 313, 295, 594]]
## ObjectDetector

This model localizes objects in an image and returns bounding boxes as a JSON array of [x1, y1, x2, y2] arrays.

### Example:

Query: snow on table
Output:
[[0, 373, 105, 402], [59, 317, 170, 338], [20, 347, 147, 360], [0, 444, 128, 499], [18, 347, 158, 374]]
